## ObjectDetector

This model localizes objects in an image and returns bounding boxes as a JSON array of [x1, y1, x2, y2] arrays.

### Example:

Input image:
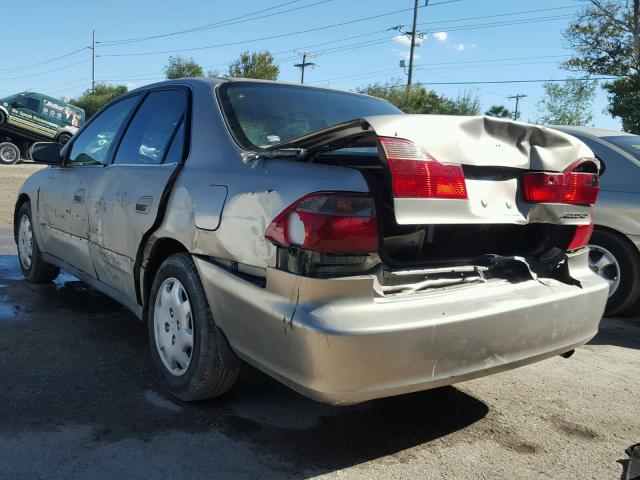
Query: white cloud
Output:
[[455, 43, 465, 52], [433, 31, 448, 42], [392, 34, 412, 47]]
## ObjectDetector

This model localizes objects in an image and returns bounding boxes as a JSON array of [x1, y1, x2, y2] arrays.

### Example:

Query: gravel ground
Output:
[[0, 163, 44, 224], [0, 164, 638, 479], [0, 226, 638, 479]]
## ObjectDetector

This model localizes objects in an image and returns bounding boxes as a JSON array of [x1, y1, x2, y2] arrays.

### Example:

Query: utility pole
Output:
[[294, 52, 316, 84], [91, 30, 96, 90], [507, 94, 527, 121], [407, 0, 420, 86], [392, 1, 427, 86]]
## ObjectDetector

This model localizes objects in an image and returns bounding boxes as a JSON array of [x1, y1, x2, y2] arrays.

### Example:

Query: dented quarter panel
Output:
[[148, 79, 369, 271]]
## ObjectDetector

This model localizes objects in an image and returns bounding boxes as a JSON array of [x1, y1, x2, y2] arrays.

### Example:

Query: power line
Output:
[[97, 0, 463, 57], [0, 59, 89, 81], [111, 54, 572, 85], [0, 47, 90, 74], [268, 4, 581, 59], [426, 14, 575, 33], [310, 55, 572, 85], [98, 0, 326, 46], [395, 77, 619, 87], [96, 0, 217, 32], [417, 4, 580, 26]]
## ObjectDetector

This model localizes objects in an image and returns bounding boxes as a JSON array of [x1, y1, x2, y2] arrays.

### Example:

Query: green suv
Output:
[[0, 91, 85, 164]]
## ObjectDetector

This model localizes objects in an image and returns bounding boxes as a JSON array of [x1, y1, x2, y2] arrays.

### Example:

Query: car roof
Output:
[[127, 77, 390, 103], [549, 125, 637, 139]]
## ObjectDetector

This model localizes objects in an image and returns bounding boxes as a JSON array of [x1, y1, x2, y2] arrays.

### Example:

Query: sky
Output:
[[0, 0, 622, 129]]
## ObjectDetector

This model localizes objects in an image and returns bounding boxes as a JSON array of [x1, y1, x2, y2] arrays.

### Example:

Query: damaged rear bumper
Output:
[[193, 250, 608, 405]]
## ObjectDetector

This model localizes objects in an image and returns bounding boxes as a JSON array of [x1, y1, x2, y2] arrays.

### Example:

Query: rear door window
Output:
[[113, 89, 187, 165]]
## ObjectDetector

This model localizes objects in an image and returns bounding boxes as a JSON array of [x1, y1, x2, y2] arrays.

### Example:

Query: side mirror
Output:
[[30, 142, 62, 165], [11, 101, 21, 108]]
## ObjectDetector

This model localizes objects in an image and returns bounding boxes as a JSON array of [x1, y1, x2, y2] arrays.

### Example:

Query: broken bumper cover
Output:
[[194, 250, 608, 405]]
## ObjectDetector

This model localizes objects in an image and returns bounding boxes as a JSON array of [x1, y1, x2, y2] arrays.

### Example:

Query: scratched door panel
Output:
[[88, 89, 188, 298], [38, 164, 104, 277]]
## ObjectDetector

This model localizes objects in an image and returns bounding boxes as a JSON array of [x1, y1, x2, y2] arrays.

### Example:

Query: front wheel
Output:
[[0, 142, 20, 165], [148, 253, 239, 401], [588, 229, 640, 316], [16, 202, 60, 282]]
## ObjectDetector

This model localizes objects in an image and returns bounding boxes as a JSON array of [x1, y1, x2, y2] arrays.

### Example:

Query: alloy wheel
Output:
[[0, 145, 17, 163], [588, 245, 620, 297]]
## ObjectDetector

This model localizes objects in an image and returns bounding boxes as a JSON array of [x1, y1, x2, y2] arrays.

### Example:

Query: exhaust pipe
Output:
[[560, 350, 575, 359]]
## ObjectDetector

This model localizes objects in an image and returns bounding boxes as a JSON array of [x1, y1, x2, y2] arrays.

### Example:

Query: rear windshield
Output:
[[603, 135, 640, 160], [218, 82, 401, 150]]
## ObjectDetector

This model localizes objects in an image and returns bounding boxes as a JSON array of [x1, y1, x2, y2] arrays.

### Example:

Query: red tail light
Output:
[[265, 192, 378, 254], [522, 158, 600, 205], [568, 221, 594, 251], [378, 137, 467, 199]]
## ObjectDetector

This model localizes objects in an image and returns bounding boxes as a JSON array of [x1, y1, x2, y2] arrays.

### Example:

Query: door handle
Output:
[[135, 196, 153, 214], [73, 188, 85, 203]]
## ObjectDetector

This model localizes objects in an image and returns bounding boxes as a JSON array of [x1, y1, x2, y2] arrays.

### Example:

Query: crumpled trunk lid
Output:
[[366, 114, 592, 171], [271, 114, 595, 226]]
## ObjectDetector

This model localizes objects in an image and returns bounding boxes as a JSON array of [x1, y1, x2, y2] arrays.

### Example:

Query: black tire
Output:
[[148, 253, 239, 401], [15, 202, 60, 282], [0, 142, 20, 165], [57, 133, 72, 145], [0, 110, 6, 125], [589, 229, 640, 316]]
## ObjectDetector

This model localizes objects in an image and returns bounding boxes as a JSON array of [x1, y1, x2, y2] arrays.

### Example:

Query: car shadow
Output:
[[0, 254, 489, 475], [589, 308, 640, 350]]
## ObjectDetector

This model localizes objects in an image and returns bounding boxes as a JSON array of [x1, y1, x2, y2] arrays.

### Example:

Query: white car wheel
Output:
[[17, 214, 33, 271], [153, 277, 194, 376]]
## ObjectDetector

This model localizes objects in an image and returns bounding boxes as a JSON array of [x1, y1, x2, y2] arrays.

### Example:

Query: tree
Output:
[[534, 78, 597, 126], [70, 83, 128, 119], [449, 91, 482, 116], [605, 75, 640, 132], [563, 0, 640, 132], [485, 105, 512, 118], [164, 56, 204, 79], [227, 51, 279, 80], [356, 81, 481, 115]]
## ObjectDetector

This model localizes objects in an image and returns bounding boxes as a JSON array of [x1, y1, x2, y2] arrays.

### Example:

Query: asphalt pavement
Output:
[[0, 225, 638, 479]]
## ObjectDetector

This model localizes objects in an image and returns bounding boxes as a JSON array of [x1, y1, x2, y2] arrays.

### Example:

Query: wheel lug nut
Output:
[[165, 323, 170, 332], [172, 335, 176, 345]]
